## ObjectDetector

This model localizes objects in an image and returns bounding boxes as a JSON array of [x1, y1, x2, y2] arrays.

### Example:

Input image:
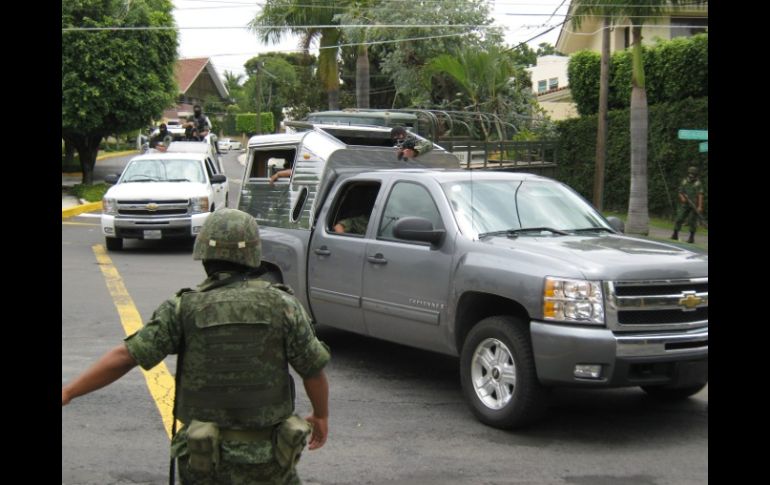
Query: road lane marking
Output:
[[62, 221, 100, 226], [92, 244, 177, 439]]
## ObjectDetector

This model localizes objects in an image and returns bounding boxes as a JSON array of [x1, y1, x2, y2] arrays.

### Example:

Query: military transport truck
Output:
[[237, 125, 708, 429]]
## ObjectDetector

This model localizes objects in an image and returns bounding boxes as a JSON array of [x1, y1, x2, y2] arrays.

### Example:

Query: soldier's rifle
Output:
[[683, 193, 708, 229]]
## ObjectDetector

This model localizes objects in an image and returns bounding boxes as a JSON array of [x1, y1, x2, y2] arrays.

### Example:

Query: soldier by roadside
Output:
[[62, 208, 331, 484], [671, 165, 705, 244]]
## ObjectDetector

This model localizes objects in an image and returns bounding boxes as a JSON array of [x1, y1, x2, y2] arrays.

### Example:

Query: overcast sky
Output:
[[172, 0, 569, 81]]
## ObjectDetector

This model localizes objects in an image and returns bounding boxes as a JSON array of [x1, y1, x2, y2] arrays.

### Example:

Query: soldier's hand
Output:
[[62, 387, 71, 406], [305, 415, 327, 450]]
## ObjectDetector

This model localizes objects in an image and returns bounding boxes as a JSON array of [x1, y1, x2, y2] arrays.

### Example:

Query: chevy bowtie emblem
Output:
[[678, 292, 702, 311], [146, 203, 159, 211]]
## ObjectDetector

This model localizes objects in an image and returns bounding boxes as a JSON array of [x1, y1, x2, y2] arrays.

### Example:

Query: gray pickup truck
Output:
[[237, 126, 708, 429]]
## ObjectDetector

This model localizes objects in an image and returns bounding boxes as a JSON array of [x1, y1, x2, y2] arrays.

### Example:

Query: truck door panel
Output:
[[362, 181, 453, 353]]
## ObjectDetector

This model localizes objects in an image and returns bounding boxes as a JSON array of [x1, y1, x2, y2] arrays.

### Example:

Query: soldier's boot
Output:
[[670, 230, 679, 240], [687, 232, 695, 244]]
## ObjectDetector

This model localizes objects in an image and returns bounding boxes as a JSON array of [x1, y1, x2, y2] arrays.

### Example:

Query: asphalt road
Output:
[[62, 149, 707, 485]]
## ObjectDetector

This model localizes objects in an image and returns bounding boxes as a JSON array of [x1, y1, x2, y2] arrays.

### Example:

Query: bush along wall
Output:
[[555, 96, 708, 219], [569, 33, 708, 116]]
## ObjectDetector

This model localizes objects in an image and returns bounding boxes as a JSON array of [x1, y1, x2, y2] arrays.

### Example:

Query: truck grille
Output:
[[116, 199, 190, 216], [605, 278, 708, 332]]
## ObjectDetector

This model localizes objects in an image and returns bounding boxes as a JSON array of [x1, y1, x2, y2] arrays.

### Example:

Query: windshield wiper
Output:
[[167, 178, 191, 182], [479, 227, 568, 238], [127, 177, 157, 182], [569, 227, 616, 234]]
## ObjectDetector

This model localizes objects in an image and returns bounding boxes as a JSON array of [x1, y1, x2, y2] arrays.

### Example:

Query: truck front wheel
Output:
[[460, 316, 547, 429]]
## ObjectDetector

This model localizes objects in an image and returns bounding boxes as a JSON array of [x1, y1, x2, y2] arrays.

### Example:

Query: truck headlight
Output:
[[191, 196, 209, 214], [543, 277, 604, 325], [102, 197, 117, 215]]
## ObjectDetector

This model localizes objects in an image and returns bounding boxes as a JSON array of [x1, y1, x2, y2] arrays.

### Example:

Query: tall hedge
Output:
[[569, 33, 708, 116], [556, 97, 708, 219], [236, 112, 275, 135]]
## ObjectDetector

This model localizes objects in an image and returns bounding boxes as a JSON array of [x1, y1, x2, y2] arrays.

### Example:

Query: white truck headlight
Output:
[[102, 197, 118, 215], [191, 196, 209, 214], [543, 277, 604, 325]]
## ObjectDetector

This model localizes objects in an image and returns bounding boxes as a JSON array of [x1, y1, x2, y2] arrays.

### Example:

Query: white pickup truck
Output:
[[101, 142, 228, 250]]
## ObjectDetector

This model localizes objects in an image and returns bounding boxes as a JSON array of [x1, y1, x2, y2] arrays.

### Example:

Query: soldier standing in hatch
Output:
[[671, 165, 705, 244], [62, 208, 331, 484]]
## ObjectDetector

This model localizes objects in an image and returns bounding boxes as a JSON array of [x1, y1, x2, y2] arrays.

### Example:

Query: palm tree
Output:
[[223, 70, 244, 94], [249, 0, 342, 110], [424, 46, 518, 140], [571, 0, 691, 235]]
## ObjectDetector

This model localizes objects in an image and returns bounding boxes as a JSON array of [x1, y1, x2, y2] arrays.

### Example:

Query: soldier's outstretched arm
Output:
[[303, 370, 329, 450], [62, 344, 138, 406]]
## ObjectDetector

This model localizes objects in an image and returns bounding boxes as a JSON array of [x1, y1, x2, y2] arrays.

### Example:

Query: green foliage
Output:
[[555, 97, 708, 218], [61, 0, 178, 135], [69, 183, 110, 202], [236, 113, 275, 135], [569, 34, 708, 115]]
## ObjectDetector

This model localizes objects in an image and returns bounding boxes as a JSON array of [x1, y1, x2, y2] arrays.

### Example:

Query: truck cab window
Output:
[[379, 182, 443, 240], [329, 182, 381, 236]]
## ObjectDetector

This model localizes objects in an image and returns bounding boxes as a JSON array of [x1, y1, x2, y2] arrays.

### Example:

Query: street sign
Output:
[[699, 141, 708, 153], [678, 129, 708, 141]]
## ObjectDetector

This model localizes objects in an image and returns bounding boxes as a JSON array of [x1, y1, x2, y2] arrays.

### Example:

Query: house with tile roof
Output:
[[530, 1, 708, 121], [162, 57, 229, 122]]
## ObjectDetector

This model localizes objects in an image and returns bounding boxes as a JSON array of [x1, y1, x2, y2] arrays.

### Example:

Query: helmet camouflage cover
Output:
[[193, 209, 261, 268]]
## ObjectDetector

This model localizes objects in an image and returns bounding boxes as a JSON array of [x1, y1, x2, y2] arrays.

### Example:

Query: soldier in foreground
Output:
[[62, 208, 331, 484], [671, 165, 705, 244]]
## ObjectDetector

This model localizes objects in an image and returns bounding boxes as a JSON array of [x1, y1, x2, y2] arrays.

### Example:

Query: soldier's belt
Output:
[[220, 427, 274, 442]]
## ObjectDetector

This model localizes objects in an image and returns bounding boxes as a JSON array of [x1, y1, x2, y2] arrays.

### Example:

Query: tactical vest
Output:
[[175, 278, 294, 428]]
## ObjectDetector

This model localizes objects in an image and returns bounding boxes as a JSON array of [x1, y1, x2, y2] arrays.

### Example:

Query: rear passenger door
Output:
[[307, 179, 383, 335]]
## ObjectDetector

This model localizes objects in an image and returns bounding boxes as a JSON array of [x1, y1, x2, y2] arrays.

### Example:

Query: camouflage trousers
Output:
[[673, 204, 698, 234], [178, 455, 300, 485]]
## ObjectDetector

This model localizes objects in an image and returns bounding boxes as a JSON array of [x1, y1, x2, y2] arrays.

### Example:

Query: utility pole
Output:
[[255, 61, 263, 135]]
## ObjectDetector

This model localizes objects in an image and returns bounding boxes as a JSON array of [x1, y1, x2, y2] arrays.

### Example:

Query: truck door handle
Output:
[[314, 246, 331, 256], [367, 253, 388, 265]]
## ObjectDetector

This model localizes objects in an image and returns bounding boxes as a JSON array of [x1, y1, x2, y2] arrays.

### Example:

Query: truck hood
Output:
[[480, 233, 707, 280], [106, 182, 210, 200]]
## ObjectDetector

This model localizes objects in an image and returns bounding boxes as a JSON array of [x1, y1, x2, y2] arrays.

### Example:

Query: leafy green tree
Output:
[[62, 0, 177, 184], [571, 0, 695, 235], [249, 0, 343, 110], [242, 55, 300, 131], [364, 0, 501, 108], [424, 46, 535, 140]]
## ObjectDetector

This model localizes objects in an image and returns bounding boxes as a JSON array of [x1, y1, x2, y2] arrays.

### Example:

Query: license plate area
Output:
[[144, 230, 162, 239]]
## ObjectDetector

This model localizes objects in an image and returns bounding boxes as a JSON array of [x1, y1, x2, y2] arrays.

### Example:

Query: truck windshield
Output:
[[441, 179, 611, 239], [121, 159, 205, 183]]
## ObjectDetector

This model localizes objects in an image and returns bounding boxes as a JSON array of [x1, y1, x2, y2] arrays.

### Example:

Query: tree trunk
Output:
[[64, 140, 76, 167], [319, 29, 341, 111], [593, 17, 610, 211], [625, 25, 649, 235], [70, 134, 104, 185], [356, 45, 370, 109]]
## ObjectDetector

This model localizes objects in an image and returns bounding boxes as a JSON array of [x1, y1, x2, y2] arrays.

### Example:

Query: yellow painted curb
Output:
[[62, 201, 102, 220], [97, 150, 138, 161]]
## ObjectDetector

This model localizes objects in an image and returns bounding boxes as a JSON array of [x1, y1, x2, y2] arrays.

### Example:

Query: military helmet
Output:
[[193, 209, 261, 268], [687, 166, 699, 175]]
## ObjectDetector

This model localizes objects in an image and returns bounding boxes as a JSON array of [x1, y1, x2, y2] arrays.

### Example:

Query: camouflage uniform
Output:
[[124, 209, 330, 484], [335, 214, 369, 235], [672, 166, 705, 243]]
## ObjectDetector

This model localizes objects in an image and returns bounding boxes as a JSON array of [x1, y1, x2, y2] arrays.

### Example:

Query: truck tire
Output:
[[105, 237, 123, 251], [260, 271, 282, 284], [641, 383, 706, 400], [460, 316, 547, 429]]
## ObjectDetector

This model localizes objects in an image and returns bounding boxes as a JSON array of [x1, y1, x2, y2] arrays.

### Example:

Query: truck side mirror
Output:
[[210, 174, 227, 184], [105, 174, 120, 184], [606, 216, 625, 234], [393, 216, 445, 246]]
